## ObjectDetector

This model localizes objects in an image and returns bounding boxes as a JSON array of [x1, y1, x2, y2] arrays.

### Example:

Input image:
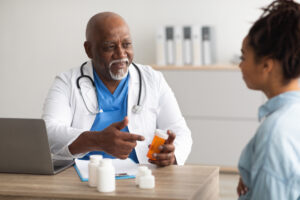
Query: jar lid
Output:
[[90, 155, 103, 163], [155, 129, 168, 140], [100, 158, 113, 166]]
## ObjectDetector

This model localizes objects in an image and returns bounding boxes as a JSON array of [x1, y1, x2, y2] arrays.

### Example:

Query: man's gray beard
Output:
[[108, 58, 129, 80]]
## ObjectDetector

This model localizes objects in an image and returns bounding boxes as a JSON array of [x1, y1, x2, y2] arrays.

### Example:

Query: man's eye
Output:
[[240, 55, 245, 61], [103, 45, 115, 51], [123, 43, 132, 48]]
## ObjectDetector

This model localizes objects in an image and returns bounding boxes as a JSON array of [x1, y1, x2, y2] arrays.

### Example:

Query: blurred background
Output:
[[0, 0, 270, 118]]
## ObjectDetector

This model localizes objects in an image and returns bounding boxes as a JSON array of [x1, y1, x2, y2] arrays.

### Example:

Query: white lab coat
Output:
[[42, 61, 192, 165]]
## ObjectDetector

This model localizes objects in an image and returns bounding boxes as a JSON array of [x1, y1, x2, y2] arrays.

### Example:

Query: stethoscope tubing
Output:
[[76, 61, 142, 113]]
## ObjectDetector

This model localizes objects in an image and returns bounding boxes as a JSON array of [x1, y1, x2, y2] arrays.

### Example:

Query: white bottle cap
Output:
[[155, 129, 168, 140], [100, 158, 112, 167], [138, 166, 148, 173], [138, 166, 149, 176], [144, 169, 152, 176], [90, 155, 103, 163]]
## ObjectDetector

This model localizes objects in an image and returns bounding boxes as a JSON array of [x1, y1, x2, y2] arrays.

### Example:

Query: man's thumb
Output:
[[114, 116, 129, 130]]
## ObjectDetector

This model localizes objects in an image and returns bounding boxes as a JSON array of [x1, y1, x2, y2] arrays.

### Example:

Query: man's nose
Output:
[[114, 45, 127, 59]]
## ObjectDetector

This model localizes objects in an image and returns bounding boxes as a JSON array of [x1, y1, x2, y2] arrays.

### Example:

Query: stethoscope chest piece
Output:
[[132, 105, 142, 114]]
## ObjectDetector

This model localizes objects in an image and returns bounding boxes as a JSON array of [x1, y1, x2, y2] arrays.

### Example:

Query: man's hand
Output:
[[69, 117, 144, 159], [95, 117, 144, 159], [148, 130, 177, 166], [237, 176, 248, 197]]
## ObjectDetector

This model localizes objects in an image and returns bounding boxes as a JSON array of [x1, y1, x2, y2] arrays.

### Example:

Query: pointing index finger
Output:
[[121, 132, 145, 142]]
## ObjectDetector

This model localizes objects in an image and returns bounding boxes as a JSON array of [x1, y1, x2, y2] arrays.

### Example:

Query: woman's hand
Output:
[[237, 176, 248, 197]]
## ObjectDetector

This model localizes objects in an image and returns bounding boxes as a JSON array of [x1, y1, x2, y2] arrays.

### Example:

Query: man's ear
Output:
[[84, 41, 93, 59]]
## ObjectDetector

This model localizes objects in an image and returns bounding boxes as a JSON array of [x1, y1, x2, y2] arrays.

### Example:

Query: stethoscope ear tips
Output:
[[132, 105, 142, 114]]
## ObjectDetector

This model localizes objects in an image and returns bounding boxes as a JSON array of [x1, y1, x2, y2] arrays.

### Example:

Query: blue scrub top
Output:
[[80, 69, 139, 163]]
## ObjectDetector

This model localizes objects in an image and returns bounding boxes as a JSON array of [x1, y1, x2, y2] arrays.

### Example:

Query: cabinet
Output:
[[152, 65, 265, 168]]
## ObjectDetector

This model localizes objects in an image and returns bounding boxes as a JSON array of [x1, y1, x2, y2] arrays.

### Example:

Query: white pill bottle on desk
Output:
[[97, 158, 115, 192], [88, 155, 103, 187], [139, 169, 155, 189], [135, 166, 148, 185]]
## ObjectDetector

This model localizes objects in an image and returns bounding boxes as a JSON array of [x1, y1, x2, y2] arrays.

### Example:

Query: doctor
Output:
[[42, 12, 192, 166]]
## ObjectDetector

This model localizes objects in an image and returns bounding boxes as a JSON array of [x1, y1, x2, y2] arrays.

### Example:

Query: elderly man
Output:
[[42, 12, 192, 166]]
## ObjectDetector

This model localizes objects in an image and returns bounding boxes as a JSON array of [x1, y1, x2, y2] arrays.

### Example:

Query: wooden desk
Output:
[[0, 165, 219, 200]]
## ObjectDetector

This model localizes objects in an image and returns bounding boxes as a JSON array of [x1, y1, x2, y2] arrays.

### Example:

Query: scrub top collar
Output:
[[258, 91, 300, 121], [93, 69, 130, 112]]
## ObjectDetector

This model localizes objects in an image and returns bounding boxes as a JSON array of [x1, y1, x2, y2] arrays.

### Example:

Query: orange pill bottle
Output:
[[147, 129, 168, 160]]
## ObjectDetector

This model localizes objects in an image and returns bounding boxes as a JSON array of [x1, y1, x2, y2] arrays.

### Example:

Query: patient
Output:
[[237, 0, 300, 199]]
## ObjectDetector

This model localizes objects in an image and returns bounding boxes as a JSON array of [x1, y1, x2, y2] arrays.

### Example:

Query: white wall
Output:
[[0, 0, 270, 118]]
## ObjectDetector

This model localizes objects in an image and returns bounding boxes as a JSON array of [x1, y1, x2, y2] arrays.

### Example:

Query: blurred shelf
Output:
[[220, 166, 239, 174], [151, 64, 239, 71]]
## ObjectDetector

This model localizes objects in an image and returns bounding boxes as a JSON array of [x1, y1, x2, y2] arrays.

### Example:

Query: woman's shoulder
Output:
[[263, 102, 300, 136], [256, 103, 300, 175]]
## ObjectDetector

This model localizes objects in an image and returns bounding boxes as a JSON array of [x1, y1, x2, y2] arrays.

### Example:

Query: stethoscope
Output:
[[76, 61, 143, 114]]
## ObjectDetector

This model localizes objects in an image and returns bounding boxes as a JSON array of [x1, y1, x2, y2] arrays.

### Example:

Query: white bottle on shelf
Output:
[[165, 26, 175, 65], [88, 155, 103, 187], [202, 26, 212, 65], [139, 169, 155, 189], [174, 25, 183, 66], [192, 25, 202, 66], [156, 26, 166, 66], [97, 158, 115, 193], [183, 26, 192, 65], [135, 166, 148, 185]]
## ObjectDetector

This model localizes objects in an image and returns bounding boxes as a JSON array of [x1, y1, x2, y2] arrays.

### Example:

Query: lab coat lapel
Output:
[[127, 64, 149, 164], [127, 63, 140, 130], [80, 60, 99, 113]]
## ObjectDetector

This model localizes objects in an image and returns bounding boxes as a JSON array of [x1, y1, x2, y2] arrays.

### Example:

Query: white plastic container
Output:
[[97, 158, 115, 192], [88, 155, 103, 187], [135, 166, 148, 185], [139, 169, 155, 189]]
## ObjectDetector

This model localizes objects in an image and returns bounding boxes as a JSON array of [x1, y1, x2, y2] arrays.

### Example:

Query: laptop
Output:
[[0, 118, 74, 175]]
